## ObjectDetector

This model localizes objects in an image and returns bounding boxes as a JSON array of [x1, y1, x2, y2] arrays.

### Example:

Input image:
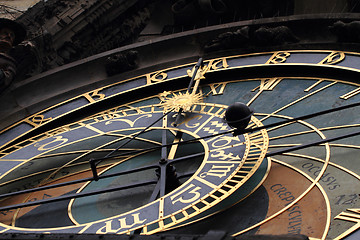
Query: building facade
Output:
[[0, 1, 359, 239]]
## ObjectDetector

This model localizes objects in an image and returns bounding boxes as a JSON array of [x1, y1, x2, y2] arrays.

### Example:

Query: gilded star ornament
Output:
[[160, 91, 203, 112]]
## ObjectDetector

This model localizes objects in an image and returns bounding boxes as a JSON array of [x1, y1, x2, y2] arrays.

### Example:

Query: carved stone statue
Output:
[[105, 50, 138, 76], [0, 18, 26, 92], [204, 26, 250, 51], [253, 25, 299, 46], [329, 20, 360, 43], [204, 25, 298, 52]]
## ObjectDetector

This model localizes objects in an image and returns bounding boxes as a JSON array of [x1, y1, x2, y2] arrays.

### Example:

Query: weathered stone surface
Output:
[[105, 50, 138, 76], [204, 24, 299, 52], [329, 20, 360, 43], [14, 0, 153, 78]]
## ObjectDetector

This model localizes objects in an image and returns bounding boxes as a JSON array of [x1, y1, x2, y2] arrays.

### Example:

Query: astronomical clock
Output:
[[0, 50, 359, 240]]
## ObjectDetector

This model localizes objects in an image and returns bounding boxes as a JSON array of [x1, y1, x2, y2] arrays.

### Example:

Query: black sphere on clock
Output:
[[224, 102, 253, 130]]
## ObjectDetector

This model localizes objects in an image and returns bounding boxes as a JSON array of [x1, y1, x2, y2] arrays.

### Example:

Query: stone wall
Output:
[[0, 0, 41, 19], [13, 0, 153, 79]]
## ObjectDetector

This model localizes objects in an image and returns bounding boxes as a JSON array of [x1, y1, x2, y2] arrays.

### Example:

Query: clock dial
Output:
[[0, 51, 359, 239]]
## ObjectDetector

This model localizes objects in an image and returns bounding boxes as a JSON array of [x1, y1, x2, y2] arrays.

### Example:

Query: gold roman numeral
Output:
[[203, 83, 228, 96], [247, 78, 283, 105], [252, 78, 283, 92], [123, 105, 146, 114], [200, 164, 235, 178]]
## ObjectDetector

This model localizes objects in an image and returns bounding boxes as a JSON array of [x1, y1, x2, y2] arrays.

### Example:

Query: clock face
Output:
[[0, 50, 359, 239]]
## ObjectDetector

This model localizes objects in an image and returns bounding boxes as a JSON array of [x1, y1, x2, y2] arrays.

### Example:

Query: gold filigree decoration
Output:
[[160, 92, 203, 112]]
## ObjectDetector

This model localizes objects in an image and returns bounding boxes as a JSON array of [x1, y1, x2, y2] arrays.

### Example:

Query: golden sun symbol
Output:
[[161, 92, 203, 112]]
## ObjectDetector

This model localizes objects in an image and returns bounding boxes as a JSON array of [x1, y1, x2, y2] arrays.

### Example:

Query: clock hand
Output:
[[144, 58, 206, 203], [173, 57, 204, 127], [151, 58, 206, 198], [147, 153, 205, 202], [158, 113, 171, 198], [133, 134, 185, 236], [186, 58, 204, 93], [152, 129, 183, 200]]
